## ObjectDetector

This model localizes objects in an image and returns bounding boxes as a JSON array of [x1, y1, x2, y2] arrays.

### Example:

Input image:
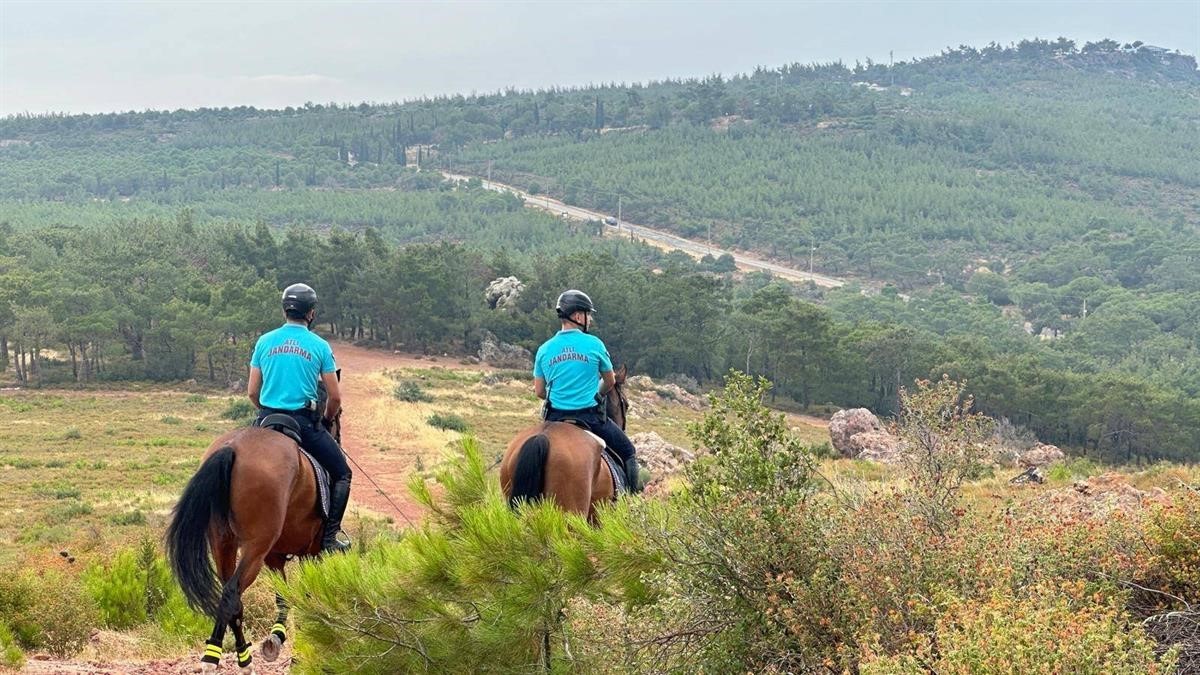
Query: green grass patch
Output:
[[393, 381, 434, 403], [33, 481, 81, 499], [3, 457, 40, 469], [63, 427, 82, 440], [184, 394, 207, 404], [45, 499, 93, 522], [17, 523, 72, 544], [427, 412, 470, 433], [160, 415, 183, 425], [220, 399, 255, 420], [109, 510, 147, 526]]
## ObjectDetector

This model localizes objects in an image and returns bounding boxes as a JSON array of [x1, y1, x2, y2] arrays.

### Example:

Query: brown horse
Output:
[[500, 366, 629, 521], [165, 413, 341, 673]]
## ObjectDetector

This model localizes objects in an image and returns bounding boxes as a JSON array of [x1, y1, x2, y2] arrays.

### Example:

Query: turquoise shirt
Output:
[[533, 329, 613, 410], [250, 323, 337, 411]]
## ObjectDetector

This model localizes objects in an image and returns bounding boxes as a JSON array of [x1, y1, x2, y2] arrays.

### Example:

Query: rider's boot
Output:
[[321, 478, 352, 554], [624, 456, 644, 493]]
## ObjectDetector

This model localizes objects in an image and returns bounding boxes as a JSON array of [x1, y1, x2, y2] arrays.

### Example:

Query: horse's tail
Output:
[[508, 433, 550, 508], [165, 445, 235, 619]]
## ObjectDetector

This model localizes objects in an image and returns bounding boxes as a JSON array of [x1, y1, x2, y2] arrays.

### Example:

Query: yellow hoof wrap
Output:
[[238, 646, 253, 667], [202, 642, 222, 664]]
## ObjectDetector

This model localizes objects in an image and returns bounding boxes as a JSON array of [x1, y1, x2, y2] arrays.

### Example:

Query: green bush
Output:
[[277, 438, 660, 673], [0, 622, 23, 669], [45, 499, 92, 522], [0, 570, 95, 657], [184, 394, 207, 404], [427, 412, 469, 432], [62, 427, 81, 440], [109, 510, 147, 526], [160, 415, 183, 425], [392, 381, 433, 403], [83, 538, 175, 629], [33, 481, 80, 499], [220, 399, 255, 421]]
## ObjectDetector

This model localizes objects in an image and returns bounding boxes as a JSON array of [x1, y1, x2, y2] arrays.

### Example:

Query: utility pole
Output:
[[486, 160, 492, 183], [809, 235, 816, 275], [890, 50, 895, 87], [1082, 298, 1088, 319], [617, 194, 622, 230]]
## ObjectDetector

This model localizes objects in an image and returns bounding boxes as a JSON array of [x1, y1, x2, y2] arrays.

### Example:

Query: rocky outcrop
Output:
[[485, 276, 524, 310], [1037, 472, 1169, 519], [631, 431, 696, 482], [625, 375, 706, 418], [1018, 443, 1066, 469], [477, 330, 531, 369], [850, 431, 905, 464], [829, 408, 885, 458]]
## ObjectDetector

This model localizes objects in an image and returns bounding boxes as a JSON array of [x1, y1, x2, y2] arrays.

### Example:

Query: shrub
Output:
[[46, 499, 92, 522], [184, 394, 207, 404], [862, 585, 1171, 674], [33, 481, 80, 499], [109, 510, 147, 526], [0, 622, 23, 669], [895, 376, 994, 535], [392, 381, 433, 403], [427, 412, 469, 432], [62, 427, 81, 440], [161, 415, 182, 425], [83, 538, 175, 629], [0, 570, 95, 657], [220, 399, 255, 421], [277, 438, 660, 673]]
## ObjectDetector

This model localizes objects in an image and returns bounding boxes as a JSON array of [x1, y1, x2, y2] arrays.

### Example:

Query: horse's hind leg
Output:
[[200, 533, 237, 671], [220, 539, 275, 675], [259, 554, 290, 663]]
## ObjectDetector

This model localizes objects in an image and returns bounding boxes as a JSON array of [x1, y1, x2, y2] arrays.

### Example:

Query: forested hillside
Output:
[[1, 37, 1198, 462]]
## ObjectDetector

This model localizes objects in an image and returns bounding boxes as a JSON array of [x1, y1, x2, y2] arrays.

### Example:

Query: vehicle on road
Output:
[[603, 216, 617, 226]]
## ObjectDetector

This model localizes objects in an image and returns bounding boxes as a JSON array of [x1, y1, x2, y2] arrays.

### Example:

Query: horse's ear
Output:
[[615, 364, 627, 382]]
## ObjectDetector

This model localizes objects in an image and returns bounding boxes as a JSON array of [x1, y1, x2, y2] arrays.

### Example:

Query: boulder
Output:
[[851, 431, 904, 464], [1018, 443, 1065, 469], [624, 375, 706, 415], [829, 408, 885, 458], [630, 431, 696, 482], [477, 330, 532, 369], [485, 276, 524, 310]]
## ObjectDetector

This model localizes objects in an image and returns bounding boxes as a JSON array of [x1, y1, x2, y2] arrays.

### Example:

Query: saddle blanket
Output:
[[300, 449, 330, 518], [602, 449, 627, 497]]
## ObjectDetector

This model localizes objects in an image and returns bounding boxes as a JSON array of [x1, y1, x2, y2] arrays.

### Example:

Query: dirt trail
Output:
[[332, 341, 495, 527], [21, 343, 487, 674]]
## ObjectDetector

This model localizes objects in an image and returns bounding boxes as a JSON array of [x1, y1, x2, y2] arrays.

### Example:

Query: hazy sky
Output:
[[1, 1, 1197, 115]]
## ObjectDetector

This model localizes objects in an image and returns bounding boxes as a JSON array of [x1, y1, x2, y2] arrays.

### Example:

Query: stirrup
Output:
[[321, 529, 351, 554]]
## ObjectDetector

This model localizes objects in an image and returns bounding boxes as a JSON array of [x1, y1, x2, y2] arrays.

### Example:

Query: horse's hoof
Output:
[[199, 663, 218, 673], [260, 634, 282, 662], [240, 666, 257, 675]]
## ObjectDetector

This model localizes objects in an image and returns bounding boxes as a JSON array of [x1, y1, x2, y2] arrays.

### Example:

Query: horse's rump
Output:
[[501, 422, 613, 519]]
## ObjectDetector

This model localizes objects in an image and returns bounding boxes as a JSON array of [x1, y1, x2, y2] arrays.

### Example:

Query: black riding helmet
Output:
[[555, 289, 595, 319], [282, 283, 318, 316]]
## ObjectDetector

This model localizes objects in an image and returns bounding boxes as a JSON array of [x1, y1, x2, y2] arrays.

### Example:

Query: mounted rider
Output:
[[247, 283, 352, 553], [533, 290, 642, 492]]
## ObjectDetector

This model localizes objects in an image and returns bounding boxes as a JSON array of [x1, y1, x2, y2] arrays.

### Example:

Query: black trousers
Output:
[[545, 409, 636, 464], [257, 411, 351, 482]]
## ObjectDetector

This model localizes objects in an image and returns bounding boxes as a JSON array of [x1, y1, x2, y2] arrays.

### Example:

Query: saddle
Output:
[[554, 419, 628, 497], [255, 414, 331, 517]]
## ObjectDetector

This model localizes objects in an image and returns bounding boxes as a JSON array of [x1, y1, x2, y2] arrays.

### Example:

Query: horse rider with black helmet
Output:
[[247, 283, 353, 553], [533, 290, 642, 492]]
